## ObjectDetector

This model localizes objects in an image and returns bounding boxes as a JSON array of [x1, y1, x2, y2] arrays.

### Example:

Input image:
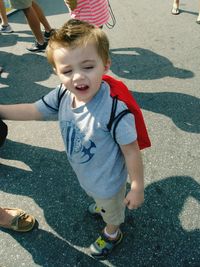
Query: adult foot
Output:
[[0, 208, 36, 232], [27, 41, 48, 52], [0, 24, 14, 33], [196, 14, 200, 24], [171, 4, 180, 15]]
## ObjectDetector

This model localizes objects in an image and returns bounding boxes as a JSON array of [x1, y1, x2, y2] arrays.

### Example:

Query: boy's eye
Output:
[[84, 66, 94, 70], [63, 70, 72, 74]]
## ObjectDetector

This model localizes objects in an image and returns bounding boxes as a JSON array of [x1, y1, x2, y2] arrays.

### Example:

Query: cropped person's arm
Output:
[[0, 103, 43, 121], [64, 0, 77, 11], [120, 140, 144, 210]]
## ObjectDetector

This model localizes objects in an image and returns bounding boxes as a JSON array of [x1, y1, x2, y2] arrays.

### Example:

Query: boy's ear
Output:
[[104, 59, 111, 73]]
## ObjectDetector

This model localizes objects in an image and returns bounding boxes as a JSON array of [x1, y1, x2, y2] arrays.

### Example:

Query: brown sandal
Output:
[[0, 208, 35, 232]]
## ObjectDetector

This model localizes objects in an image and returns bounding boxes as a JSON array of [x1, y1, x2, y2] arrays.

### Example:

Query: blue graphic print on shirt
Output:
[[62, 121, 96, 164]]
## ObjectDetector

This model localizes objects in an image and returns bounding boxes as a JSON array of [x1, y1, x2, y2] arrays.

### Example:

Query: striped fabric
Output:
[[69, 0, 110, 27]]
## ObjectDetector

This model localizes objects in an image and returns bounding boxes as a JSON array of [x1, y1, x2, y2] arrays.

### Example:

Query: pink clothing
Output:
[[69, 0, 110, 27]]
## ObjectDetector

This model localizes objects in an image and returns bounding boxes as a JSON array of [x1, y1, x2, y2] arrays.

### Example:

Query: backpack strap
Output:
[[107, 95, 118, 131], [107, 96, 131, 143]]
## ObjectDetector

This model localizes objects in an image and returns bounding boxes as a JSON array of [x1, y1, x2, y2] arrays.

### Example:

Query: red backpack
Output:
[[102, 75, 151, 150]]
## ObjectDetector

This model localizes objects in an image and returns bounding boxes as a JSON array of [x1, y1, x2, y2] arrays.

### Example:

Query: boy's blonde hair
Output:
[[46, 19, 110, 68]]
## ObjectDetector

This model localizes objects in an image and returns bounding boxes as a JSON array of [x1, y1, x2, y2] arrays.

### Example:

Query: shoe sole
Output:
[[0, 30, 14, 33], [26, 49, 46, 53]]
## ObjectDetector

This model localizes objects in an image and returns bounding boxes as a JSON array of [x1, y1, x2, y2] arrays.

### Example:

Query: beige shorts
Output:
[[94, 183, 126, 226], [10, 0, 34, 9]]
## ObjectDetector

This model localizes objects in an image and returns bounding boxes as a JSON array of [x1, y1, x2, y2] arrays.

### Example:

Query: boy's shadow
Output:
[[1, 140, 200, 265], [110, 176, 200, 266], [1, 228, 101, 267], [0, 139, 104, 266], [110, 47, 194, 80]]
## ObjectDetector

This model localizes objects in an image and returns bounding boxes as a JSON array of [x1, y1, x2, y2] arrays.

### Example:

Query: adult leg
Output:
[[196, 0, 200, 23], [0, 119, 8, 146], [22, 5, 45, 44], [172, 0, 180, 15], [0, 0, 13, 33], [32, 1, 51, 32], [0, 0, 9, 25]]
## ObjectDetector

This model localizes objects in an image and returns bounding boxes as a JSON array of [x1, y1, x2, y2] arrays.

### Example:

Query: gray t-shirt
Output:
[[35, 81, 137, 199]]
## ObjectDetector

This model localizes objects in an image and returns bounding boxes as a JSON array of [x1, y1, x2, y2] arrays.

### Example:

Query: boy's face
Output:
[[53, 42, 110, 106]]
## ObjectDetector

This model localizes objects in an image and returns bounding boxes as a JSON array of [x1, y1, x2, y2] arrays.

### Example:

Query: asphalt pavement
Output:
[[0, 0, 200, 266]]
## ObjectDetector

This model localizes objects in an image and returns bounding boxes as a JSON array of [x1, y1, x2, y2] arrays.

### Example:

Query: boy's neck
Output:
[[72, 96, 86, 108]]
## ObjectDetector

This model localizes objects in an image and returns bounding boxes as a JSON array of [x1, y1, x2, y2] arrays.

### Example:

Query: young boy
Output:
[[0, 19, 144, 258]]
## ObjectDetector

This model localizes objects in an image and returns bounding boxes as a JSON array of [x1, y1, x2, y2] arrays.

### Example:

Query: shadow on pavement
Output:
[[1, 50, 199, 133], [132, 91, 200, 133], [110, 47, 194, 80], [1, 140, 200, 266], [0, 51, 53, 103], [0, 32, 41, 48]]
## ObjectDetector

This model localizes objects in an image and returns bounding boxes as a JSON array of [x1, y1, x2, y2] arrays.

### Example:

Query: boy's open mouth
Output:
[[76, 85, 89, 91]]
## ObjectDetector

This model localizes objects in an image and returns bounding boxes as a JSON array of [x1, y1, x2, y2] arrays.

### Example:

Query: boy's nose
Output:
[[72, 72, 84, 81]]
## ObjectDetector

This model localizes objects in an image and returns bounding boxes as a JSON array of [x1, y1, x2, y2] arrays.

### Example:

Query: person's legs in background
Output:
[[0, 0, 13, 33], [196, 0, 200, 23], [32, 1, 53, 40], [22, 5, 48, 51], [171, 0, 180, 15], [9, 0, 53, 52]]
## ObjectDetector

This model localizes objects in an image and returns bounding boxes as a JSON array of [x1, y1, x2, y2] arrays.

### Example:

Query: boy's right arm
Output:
[[0, 103, 43, 121]]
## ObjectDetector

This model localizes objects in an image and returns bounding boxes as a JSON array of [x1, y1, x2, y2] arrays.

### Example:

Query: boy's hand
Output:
[[124, 189, 144, 210], [64, 0, 77, 11]]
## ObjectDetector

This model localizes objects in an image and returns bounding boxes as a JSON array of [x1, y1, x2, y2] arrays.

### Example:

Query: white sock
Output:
[[104, 227, 119, 239]]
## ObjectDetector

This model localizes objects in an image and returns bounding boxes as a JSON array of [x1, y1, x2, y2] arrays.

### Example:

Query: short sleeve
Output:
[[111, 106, 137, 145], [34, 85, 63, 119]]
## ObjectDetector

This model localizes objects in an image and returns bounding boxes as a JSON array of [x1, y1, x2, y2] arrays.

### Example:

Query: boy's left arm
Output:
[[120, 140, 144, 210]]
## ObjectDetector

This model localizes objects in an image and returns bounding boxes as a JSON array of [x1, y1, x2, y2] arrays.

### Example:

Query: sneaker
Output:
[[88, 203, 102, 217], [27, 41, 48, 52], [90, 230, 123, 259], [0, 119, 8, 147], [44, 29, 55, 41], [0, 24, 13, 33]]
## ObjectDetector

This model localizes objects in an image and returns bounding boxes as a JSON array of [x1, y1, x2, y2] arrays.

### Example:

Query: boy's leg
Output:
[[90, 183, 126, 258]]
